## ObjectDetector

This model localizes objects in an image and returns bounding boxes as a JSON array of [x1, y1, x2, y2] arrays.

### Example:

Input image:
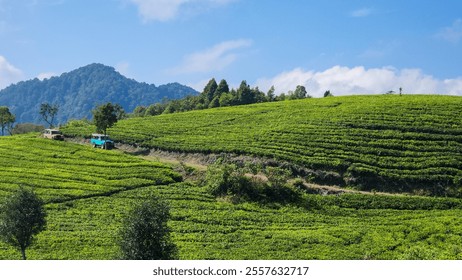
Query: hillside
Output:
[[0, 63, 198, 125], [1, 135, 462, 260], [63, 95, 462, 197]]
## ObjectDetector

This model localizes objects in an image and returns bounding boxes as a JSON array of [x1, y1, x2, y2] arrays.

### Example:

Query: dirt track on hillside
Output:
[[66, 137, 401, 197]]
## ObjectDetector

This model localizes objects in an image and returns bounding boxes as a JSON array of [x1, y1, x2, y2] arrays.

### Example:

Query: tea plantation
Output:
[[64, 95, 462, 197], [1, 113, 462, 259]]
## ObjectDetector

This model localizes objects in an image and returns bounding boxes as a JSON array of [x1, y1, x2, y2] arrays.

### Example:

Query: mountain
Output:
[[0, 63, 198, 125]]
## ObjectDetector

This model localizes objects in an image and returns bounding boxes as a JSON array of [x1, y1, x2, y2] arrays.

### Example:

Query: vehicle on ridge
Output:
[[90, 133, 114, 149], [42, 129, 64, 140]]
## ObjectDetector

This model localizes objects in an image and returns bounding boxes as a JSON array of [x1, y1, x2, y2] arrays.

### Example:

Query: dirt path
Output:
[[67, 137, 399, 197]]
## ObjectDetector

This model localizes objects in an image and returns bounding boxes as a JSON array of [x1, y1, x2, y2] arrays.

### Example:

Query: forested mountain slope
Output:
[[0, 63, 197, 125]]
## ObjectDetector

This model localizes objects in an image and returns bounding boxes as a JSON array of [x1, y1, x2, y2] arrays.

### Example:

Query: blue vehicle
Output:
[[90, 133, 114, 149]]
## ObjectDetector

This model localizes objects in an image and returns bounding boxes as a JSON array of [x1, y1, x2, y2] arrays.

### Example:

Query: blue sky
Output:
[[1, 0, 462, 96]]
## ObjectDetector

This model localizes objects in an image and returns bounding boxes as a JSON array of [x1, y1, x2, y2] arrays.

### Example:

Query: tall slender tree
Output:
[[237, 80, 253, 105], [202, 78, 218, 104], [266, 86, 276, 102], [39, 103, 59, 128], [215, 79, 230, 98], [0, 106, 15, 136]]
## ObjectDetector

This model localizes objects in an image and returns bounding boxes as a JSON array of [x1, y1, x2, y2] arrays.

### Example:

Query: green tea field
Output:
[[1, 134, 462, 259], [64, 95, 462, 197]]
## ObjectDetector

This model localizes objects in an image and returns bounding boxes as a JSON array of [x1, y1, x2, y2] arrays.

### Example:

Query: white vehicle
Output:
[[42, 129, 64, 140]]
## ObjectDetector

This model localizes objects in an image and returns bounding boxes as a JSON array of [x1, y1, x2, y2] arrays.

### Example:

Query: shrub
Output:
[[0, 186, 46, 260], [205, 163, 300, 204], [118, 195, 178, 260]]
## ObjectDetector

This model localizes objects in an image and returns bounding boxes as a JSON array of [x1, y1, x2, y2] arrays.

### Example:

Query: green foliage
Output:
[[237, 80, 253, 105], [132, 106, 147, 117], [202, 78, 218, 104], [303, 193, 462, 211], [118, 195, 177, 260], [219, 92, 237, 107], [216, 79, 230, 97], [205, 162, 257, 201], [39, 103, 59, 128], [11, 123, 45, 135], [92, 103, 120, 135], [205, 163, 299, 204], [324, 90, 334, 97], [292, 85, 309, 99], [135, 79, 268, 115], [266, 86, 276, 101], [0, 186, 46, 260], [145, 103, 167, 117], [0, 106, 15, 136]]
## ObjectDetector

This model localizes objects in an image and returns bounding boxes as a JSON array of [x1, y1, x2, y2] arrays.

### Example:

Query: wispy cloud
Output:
[[115, 61, 131, 77], [350, 8, 373, 18], [358, 40, 400, 59], [256, 66, 462, 97], [436, 19, 462, 43], [129, 0, 236, 22], [171, 39, 252, 74], [37, 72, 57, 80], [0, 55, 23, 89]]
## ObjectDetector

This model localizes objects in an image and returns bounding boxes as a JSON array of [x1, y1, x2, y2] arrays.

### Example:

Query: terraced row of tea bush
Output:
[[63, 95, 462, 196], [1, 135, 462, 260], [0, 135, 181, 203], [3, 180, 462, 260]]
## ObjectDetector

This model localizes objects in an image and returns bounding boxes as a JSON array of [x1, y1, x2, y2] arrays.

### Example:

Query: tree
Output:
[[12, 123, 45, 135], [208, 96, 220, 108], [293, 85, 308, 99], [39, 103, 59, 128], [215, 79, 230, 98], [118, 195, 177, 260], [237, 80, 253, 105], [324, 90, 334, 97], [0, 186, 46, 260], [92, 102, 120, 136], [0, 106, 15, 136], [219, 92, 237, 107], [252, 86, 266, 103], [266, 86, 276, 102], [113, 104, 126, 120], [202, 78, 218, 104], [132, 106, 147, 117], [145, 103, 166, 116]]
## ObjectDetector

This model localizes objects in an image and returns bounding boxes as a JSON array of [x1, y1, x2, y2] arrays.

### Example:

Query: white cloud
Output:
[[129, 0, 236, 22], [0, 55, 23, 89], [256, 66, 462, 97], [115, 61, 130, 77], [171, 39, 252, 74], [350, 8, 373, 18], [129, 0, 186, 22], [437, 19, 462, 43], [37, 72, 57, 80]]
